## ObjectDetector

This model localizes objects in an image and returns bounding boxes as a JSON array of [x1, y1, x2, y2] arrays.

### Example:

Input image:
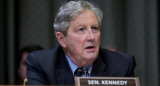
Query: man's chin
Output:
[[80, 56, 98, 66], [85, 55, 98, 61]]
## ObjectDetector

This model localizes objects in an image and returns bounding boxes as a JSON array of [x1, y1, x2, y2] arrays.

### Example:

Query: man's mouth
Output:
[[85, 45, 95, 52]]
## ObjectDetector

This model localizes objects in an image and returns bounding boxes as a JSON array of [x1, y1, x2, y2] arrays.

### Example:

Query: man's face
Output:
[[58, 9, 100, 67]]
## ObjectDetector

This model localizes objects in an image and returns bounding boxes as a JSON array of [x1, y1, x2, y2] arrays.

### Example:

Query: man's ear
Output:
[[56, 32, 66, 48]]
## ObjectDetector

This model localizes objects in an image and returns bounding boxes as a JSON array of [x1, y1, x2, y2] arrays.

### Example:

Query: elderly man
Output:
[[26, 0, 136, 85]]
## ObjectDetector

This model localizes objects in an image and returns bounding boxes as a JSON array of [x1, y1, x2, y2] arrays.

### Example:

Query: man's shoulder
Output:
[[26, 45, 63, 64], [99, 48, 136, 76], [30, 45, 62, 58], [99, 48, 134, 64]]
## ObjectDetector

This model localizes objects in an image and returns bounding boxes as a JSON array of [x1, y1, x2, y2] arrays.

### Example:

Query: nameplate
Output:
[[75, 77, 140, 86]]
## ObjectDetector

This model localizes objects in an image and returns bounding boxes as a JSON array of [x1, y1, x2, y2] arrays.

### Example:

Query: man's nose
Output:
[[86, 30, 95, 42]]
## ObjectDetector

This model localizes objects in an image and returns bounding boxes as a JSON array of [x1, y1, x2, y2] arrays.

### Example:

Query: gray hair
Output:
[[54, 0, 103, 36]]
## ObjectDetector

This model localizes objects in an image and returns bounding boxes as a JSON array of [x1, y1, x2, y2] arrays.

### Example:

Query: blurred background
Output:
[[0, 0, 159, 86]]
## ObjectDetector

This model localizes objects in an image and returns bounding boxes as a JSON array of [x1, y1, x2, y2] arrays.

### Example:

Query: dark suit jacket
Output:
[[26, 46, 136, 85]]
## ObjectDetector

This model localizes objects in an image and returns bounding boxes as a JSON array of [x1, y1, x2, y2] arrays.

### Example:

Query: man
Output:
[[17, 45, 43, 84], [26, 0, 136, 85]]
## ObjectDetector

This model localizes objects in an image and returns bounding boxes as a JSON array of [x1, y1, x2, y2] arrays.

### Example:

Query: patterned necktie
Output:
[[74, 67, 89, 77]]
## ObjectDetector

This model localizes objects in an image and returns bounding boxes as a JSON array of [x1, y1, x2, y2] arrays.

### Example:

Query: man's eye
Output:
[[78, 28, 85, 31], [92, 27, 99, 31]]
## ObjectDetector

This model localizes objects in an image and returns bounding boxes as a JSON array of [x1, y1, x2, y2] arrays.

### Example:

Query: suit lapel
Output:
[[56, 67, 74, 85], [55, 50, 74, 85], [91, 57, 109, 76]]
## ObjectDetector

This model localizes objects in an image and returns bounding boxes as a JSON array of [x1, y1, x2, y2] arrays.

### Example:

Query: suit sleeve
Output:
[[26, 52, 48, 85], [127, 56, 136, 76]]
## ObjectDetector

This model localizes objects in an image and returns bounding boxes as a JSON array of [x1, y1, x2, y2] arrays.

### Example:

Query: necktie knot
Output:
[[74, 67, 89, 77]]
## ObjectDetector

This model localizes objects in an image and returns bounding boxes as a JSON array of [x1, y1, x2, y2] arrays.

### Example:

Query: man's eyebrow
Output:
[[75, 24, 86, 27], [75, 24, 99, 27], [91, 24, 100, 27]]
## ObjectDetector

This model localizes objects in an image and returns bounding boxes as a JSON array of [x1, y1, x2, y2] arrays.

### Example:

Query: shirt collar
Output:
[[65, 54, 92, 76]]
